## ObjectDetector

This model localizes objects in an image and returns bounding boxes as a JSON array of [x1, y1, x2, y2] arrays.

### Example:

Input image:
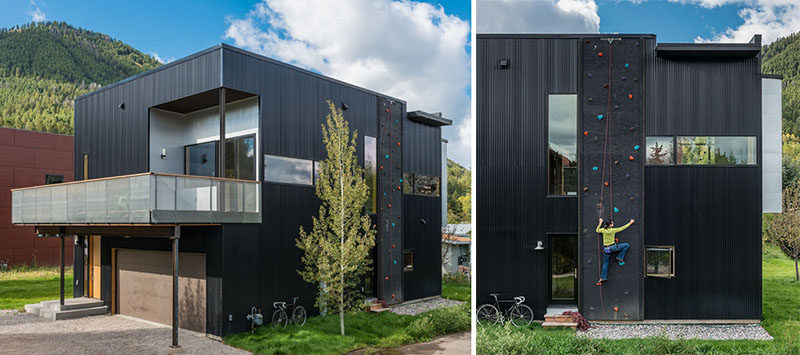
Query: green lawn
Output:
[[0, 266, 73, 310], [442, 275, 471, 302], [224, 277, 471, 354], [477, 243, 800, 354]]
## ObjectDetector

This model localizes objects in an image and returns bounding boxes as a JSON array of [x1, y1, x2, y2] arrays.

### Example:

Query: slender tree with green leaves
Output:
[[297, 100, 376, 336], [767, 183, 800, 281]]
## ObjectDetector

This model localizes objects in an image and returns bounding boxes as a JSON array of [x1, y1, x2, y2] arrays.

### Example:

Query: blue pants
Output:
[[600, 243, 629, 280]]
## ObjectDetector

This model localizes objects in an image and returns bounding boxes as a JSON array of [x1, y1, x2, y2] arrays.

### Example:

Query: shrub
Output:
[[443, 271, 470, 286], [476, 324, 533, 354], [405, 304, 470, 341]]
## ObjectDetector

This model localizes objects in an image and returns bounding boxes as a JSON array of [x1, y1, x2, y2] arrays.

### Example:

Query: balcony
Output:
[[11, 173, 261, 225]]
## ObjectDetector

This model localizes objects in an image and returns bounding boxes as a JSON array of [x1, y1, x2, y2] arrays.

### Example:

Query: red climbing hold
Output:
[[397, 142, 401, 146], [628, 94, 633, 99], [380, 166, 384, 170], [388, 204, 392, 208], [392, 244, 396, 248], [604, 182, 609, 186], [385, 109, 389, 113], [385, 276, 389, 280], [392, 294, 396, 298], [397, 186, 401, 190], [629, 155, 634, 161], [583, 131, 589, 136], [598, 52, 603, 57], [614, 307, 619, 312]]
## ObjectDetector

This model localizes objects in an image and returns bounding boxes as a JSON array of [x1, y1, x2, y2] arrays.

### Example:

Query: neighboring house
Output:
[[442, 223, 471, 274], [477, 34, 781, 321], [0, 127, 74, 266], [11, 44, 451, 338]]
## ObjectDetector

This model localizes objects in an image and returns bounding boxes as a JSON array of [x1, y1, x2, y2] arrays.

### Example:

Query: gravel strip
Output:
[[391, 297, 464, 316], [0, 313, 249, 354], [578, 324, 773, 340], [0, 309, 19, 317]]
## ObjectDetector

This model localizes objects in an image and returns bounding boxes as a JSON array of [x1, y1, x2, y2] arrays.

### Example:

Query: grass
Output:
[[224, 276, 472, 354], [476, 243, 800, 354], [0, 265, 73, 310]]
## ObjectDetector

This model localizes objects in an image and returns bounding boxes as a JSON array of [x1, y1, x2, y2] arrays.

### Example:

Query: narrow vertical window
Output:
[[365, 136, 377, 214], [548, 94, 578, 195]]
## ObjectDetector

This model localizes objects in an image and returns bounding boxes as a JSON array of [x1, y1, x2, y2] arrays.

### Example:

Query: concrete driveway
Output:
[[351, 331, 471, 355], [0, 312, 248, 354]]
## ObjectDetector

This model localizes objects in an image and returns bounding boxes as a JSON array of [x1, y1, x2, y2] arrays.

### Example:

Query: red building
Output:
[[0, 127, 74, 266]]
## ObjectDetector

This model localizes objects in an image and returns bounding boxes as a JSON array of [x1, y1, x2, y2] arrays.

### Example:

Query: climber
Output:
[[594, 217, 634, 285]]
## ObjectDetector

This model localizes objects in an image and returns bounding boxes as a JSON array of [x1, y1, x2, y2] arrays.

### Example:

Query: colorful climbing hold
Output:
[[385, 276, 389, 280], [598, 52, 603, 57], [629, 155, 634, 161], [584, 131, 589, 136], [621, 76, 626, 81], [385, 154, 390, 159], [583, 187, 589, 192], [380, 165, 384, 170], [634, 145, 640, 150], [628, 94, 633, 99], [383, 192, 387, 196], [613, 307, 619, 312], [614, 160, 619, 165], [393, 260, 397, 264], [592, 166, 598, 171], [614, 105, 619, 110], [625, 63, 629, 68], [399, 178, 403, 182], [587, 73, 592, 78], [397, 186, 401, 190], [603, 83, 609, 88], [385, 109, 389, 113], [392, 244, 396, 248], [597, 114, 604, 120], [614, 207, 619, 213], [392, 222, 395, 227], [604, 182, 609, 186], [388, 204, 392, 208], [588, 97, 593, 102]]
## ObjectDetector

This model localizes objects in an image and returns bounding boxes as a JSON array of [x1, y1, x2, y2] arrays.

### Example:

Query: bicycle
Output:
[[272, 297, 307, 328], [476, 293, 534, 327]]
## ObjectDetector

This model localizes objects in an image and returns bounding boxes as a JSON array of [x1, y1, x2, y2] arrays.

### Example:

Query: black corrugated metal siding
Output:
[[476, 36, 579, 319], [403, 194, 443, 300], [643, 37, 762, 319]]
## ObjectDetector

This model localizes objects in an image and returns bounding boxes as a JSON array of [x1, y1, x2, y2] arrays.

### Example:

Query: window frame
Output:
[[263, 154, 315, 186], [671, 135, 758, 167], [546, 93, 579, 197], [403, 249, 414, 272], [645, 245, 675, 278], [223, 133, 257, 180]]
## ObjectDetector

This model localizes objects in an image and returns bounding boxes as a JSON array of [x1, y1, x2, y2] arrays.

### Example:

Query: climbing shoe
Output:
[[597, 279, 606, 286], [617, 259, 625, 266]]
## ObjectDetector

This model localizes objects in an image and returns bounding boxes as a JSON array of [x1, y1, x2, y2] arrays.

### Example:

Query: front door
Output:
[[88, 235, 101, 299], [550, 234, 577, 304]]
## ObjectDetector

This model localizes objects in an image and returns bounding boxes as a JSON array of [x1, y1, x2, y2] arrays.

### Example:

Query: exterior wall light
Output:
[[534, 241, 544, 250], [161, 148, 167, 160], [498, 59, 510, 69]]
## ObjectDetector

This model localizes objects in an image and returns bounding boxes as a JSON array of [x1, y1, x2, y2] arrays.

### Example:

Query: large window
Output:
[[676, 136, 756, 165], [264, 155, 314, 185], [645, 137, 674, 165], [185, 141, 217, 177], [548, 94, 577, 195], [224, 135, 256, 180], [402, 173, 440, 196], [645, 246, 675, 278], [365, 136, 377, 214]]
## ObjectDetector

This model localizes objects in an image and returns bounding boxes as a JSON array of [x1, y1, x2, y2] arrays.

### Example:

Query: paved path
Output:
[[356, 331, 471, 355], [0, 312, 248, 354]]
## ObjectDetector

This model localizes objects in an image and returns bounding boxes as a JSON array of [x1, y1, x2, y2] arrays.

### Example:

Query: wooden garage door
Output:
[[117, 249, 206, 333]]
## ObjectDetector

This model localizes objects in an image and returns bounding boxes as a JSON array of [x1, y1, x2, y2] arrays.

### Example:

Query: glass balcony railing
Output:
[[11, 173, 261, 225]]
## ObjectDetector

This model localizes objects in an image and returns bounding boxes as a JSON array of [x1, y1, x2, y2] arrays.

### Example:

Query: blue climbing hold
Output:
[[634, 145, 640, 150], [392, 222, 395, 227], [385, 154, 389, 159], [399, 178, 403, 182], [592, 166, 598, 171], [597, 114, 604, 120], [614, 207, 619, 213], [625, 63, 630, 68], [393, 260, 397, 265]]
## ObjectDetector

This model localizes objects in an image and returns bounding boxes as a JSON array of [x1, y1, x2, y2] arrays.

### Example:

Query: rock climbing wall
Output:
[[579, 38, 644, 320], [377, 98, 404, 305]]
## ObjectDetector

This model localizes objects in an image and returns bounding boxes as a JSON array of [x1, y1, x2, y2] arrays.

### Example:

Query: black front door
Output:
[[550, 234, 577, 304]]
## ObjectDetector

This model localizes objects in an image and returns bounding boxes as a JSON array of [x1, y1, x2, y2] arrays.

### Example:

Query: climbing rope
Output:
[[595, 39, 616, 312]]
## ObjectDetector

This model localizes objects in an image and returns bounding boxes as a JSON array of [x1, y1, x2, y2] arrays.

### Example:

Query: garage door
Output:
[[117, 249, 206, 333]]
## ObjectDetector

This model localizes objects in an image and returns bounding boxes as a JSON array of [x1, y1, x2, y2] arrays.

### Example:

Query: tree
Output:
[[296, 100, 376, 336], [766, 183, 800, 281], [446, 159, 471, 223]]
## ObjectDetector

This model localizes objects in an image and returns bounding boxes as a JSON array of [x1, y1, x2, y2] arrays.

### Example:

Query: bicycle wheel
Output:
[[272, 309, 288, 328], [292, 306, 307, 327], [476, 304, 501, 325], [510, 304, 534, 327]]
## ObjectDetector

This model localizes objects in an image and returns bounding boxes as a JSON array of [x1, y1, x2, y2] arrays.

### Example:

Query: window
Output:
[[548, 94, 577, 195], [185, 141, 217, 177], [264, 155, 313, 185], [365, 136, 377, 214], [224, 135, 256, 180], [45, 174, 63, 184], [414, 175, 440, 196], [403, 173, 415, 193], [314, 161, 322, 184], [677, 136, 756, 165], [403, 250, 414, 272], [645, 246, 675, 278], [645, 137, 674, 165], [83, 153, 88, 180]]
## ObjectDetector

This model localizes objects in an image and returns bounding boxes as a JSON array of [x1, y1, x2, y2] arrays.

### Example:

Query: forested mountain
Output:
[[0, 22, 161, 134], [762, 32, 800, 136]]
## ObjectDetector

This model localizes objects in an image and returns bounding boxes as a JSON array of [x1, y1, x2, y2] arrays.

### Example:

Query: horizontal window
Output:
[[645, 137, 674, 165], [45, 174, 64, 185], [676, 136, 756, 165], [645, 246, 675, 278], [264, 155, 313, 185], [403, 173, 440, 196]]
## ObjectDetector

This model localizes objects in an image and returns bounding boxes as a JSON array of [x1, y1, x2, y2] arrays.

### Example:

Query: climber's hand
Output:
[[599, 218, 603, 224], [630, 219, 635, 224]]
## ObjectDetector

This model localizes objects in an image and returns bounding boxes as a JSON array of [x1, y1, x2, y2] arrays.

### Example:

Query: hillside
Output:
[[0, 22, 161, 134], [762, 32, 800, 136], [447, 159, 471, 224]]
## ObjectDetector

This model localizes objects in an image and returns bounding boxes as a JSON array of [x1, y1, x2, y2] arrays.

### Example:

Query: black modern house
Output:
[[11, 43, 451, 340], [476, 33, 782, 321]]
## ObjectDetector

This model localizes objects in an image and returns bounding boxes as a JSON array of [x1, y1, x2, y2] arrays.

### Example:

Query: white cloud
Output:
[[477, 0, 600, 33], [149, 52, 174, 64], [224, 0, 472, 167], [27, 0, 45, 22], [665, 0, 800, 44]]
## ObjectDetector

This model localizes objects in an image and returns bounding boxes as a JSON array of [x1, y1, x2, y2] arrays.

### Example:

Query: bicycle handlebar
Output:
[[273, 302, 285, 309], [514, 296, 525, 304]]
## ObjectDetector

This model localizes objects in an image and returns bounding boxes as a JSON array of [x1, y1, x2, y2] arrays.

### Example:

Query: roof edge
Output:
[[477, 33, 656, 39], [407, 110, 453, 127]]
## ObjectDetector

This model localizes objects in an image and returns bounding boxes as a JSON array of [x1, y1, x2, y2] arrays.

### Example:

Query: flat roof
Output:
[[407, 110, 452, 127]]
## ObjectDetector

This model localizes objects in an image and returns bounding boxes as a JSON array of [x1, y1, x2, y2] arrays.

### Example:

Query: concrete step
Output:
[[38, 305, 108, 320], [542, 321, 578, 329], [41, 298, 104, 311], [544, 314, 572, 323], [23, 303, 43, 316]]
